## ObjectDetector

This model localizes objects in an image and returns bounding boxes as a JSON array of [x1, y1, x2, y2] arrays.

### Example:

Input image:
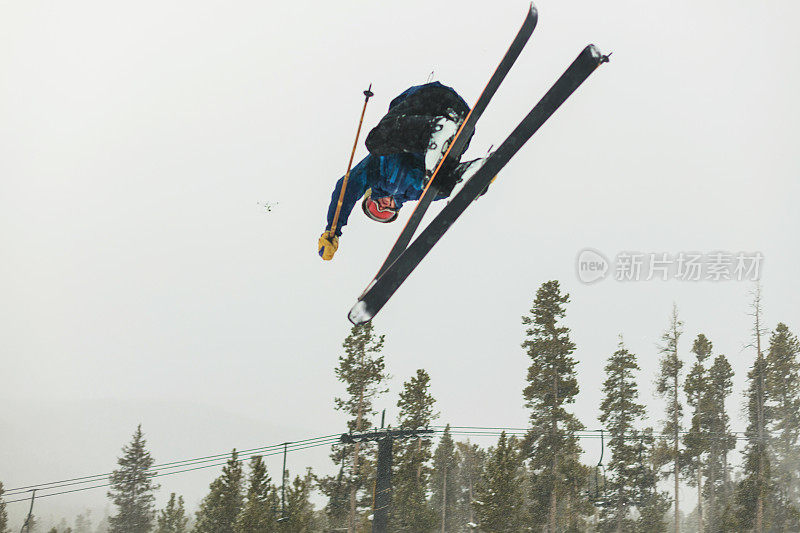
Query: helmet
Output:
[[362, 190, 398, 223]]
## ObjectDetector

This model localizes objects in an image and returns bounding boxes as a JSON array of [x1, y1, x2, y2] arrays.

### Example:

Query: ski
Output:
[[349, 45, 609, 325], [368, 3, 538, 284]]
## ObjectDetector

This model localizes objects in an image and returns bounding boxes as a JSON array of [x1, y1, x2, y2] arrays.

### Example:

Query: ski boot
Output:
[[424, 111, 463, 180], [440, 156, 496, 200]]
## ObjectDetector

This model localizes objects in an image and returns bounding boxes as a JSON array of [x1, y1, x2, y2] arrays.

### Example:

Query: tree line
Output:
[[319, 281, 800, 532], [2, 281, 798, 532]]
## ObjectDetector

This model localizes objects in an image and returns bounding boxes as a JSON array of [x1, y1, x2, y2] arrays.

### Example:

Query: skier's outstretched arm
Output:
[[319, 155, 371, 260]]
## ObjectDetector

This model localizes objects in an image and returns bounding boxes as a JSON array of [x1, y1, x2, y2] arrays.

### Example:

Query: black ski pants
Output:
[[365, 85, 470, 156]]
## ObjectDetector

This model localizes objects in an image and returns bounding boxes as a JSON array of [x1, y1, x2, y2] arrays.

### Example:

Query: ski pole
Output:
[[329, 83, 374, 238]]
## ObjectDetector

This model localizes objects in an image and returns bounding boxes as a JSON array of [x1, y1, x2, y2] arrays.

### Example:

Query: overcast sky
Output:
[[2, 0, 799, 528]]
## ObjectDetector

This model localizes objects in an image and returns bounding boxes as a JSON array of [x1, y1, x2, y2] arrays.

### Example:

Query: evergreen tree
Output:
[[317, 467, 347, 531], [683, 334, 713, 532], [0, 482, 7, 533], [655, 304, 683, 533], [733, 354, 773, 532], [634, 429, 671, 533], [107, 425, 159, 533], [521, 280, 588, 532], [732, 284, 771, 533], [597, 340, 648, 532], [156, 493, 189, 533], [74, 512, 92, 533], [278, 469, 316, 532], [474, 432, 526, 532], [235, 456, 279, 533], [392, 369, 438, 531], [704, 354, 735, 533], [430, 425, 459, 532], [765, 322, 800, 531], [194, 450, 244, 533], [454, 442, 486, 530], [319, 323, 388, 531], [20, 514, 37, 533]]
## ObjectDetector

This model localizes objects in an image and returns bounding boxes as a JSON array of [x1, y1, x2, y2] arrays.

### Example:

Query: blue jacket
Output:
[[325, 153, 429, 236], [325, 82, 468, 236]]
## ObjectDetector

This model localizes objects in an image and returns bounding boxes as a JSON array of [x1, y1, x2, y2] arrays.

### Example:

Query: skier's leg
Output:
[[423, 113, 462, 179], [365, 114, 442, 155], [409, 86, 472, 179], [366, 85, 469, 156]]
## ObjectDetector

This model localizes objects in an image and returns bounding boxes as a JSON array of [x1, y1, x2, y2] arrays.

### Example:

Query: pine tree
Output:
[[474, 432, 526, 532], [733, 354, 773, 532], [704, 354, 735, 533], [156, 493, 189, 533], [683, 334, 713, 532], [317, 466, 347, 531], [0, 482, 7, 533], [235, 456, 279, 533], [20, 514, 40, 533], [765, 322, 800, 531], [319, 323, 388, 532], [634, 429, 671, 533], [20, 514, 37, 533], [74, 512, 92, 533], [455, 442, 486, 530], [278, 469, 316, 532], [392, 369, 438, 531], [655, 304, 683, 533], [107, 425, 159, 533], [194, 450, 244, 533], [597, 340, 648, 532], [430, 425, 459, 532], [521, 280, 587, 532], [735, 284, 771, 533]]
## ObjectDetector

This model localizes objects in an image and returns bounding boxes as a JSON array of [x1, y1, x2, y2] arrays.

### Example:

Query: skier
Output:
[[318, 81, 485, 261]]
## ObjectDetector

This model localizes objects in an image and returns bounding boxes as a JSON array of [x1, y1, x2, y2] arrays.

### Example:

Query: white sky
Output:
[[1, 0, 799, 528]]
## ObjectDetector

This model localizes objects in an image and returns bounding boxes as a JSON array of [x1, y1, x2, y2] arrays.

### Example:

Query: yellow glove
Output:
[[318, 232, 339, 261]]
